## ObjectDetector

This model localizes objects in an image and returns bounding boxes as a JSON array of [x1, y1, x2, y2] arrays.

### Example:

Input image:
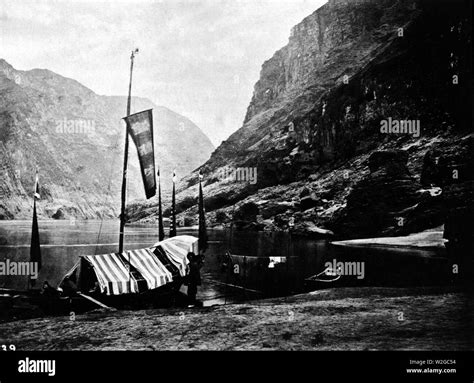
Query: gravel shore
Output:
[[1, 286, 472, 351]]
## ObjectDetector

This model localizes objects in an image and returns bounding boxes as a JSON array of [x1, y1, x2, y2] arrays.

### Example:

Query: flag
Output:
[[198, 171, 208, 253], [157, 168, 165, 241], [123, 109, 156, 199], [169, 170, 177, 237], [30, 172, 42, 286]]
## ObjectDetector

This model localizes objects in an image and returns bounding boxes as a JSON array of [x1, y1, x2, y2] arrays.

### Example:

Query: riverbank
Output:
[[331, 227, 446, 249], [1, 286, 472, 350]]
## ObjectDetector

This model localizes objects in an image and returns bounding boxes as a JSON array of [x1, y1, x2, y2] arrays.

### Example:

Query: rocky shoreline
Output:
[[130, 134, 473, 245]]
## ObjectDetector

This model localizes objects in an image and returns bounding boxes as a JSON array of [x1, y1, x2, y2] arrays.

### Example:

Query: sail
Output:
[[198, 171, 208, 253], [169, 171, 177, 237], [30, 173, 42, 285], [123, 109, 156, 199], [157, 169, 165, 241]]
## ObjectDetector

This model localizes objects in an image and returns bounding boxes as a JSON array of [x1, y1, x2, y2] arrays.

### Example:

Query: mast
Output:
[[170, 170, 177, 237], [157, 168, 165, 241], [198, 170, 208, 254], [119, 48, 139, 254]]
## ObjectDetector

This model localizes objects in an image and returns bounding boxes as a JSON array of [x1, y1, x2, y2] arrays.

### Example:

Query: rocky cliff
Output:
[[132, 0, 473, 239], [0, 60, 214, 219]]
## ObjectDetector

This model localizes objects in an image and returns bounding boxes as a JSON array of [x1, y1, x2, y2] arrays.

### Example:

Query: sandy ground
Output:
[[0, 286, 472, 351], [331, 228, 446, 249]]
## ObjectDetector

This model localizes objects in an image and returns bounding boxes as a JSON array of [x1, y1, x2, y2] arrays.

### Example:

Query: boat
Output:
[[52, 235, 199, 312], [303, 266, 342, 290], [224, 250, 343, 294], [0, 236, 200, 318], [225, 252, 288, 271], [224, 252, 300, 296]]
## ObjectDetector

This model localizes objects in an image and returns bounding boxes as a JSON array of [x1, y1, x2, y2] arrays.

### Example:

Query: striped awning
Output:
[[152, 235, 198, 277], [83, 253, 140, 295], [127, 248, 173, 290], [80, 236, 198, 296], [83, 248, 172, 295], [159, 242, 188, 277], [153, 235, 199, 254]]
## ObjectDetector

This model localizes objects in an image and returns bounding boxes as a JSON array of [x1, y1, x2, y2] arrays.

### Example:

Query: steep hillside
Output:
[[0, 60, 214, 219], [132, 0, 472, 240]]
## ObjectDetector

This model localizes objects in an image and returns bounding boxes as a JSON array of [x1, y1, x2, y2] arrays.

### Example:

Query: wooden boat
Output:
[[55, 235, 199, 311], [224, 252, 301, 296], [0, 287, 89, 321], [224, 251, 344, 293], [303, 266, 341, 290], [0, 236, 199, 318]]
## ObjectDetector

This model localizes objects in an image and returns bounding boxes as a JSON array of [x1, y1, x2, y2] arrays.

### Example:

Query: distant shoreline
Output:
[[332, 229, 446, 250], [0, 220, 448, 250]]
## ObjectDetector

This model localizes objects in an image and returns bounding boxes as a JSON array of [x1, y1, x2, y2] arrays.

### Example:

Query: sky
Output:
[[1, 0, 326, 145]]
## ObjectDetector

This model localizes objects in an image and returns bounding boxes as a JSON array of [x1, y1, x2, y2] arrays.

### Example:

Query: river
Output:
[[0, 220, 452, 306]]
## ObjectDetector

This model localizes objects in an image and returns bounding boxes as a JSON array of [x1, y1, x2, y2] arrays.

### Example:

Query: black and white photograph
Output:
[[0, 0, 472, 379]]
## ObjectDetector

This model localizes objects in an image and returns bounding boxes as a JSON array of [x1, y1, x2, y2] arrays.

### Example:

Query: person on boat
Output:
[[40, 281, 59, 313], [88, 281, 101, 295], [60, 276, 78, 297], [186, 252, 202, 307]]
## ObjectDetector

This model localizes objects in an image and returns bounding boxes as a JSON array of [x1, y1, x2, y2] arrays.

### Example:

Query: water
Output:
[[0, 220, 451, 306]]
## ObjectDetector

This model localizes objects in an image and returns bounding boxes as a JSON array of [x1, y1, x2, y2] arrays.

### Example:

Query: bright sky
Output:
[[1, 0, 326, 145]]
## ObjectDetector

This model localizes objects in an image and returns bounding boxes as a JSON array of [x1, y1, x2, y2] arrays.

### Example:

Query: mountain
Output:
[[134, 0, 472, 239], [0, 59, 214, 219]]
